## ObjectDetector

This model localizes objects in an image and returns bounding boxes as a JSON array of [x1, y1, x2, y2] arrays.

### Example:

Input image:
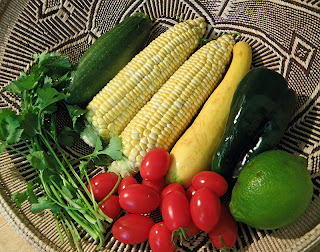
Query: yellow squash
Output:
[[166, 41, 252, 188]]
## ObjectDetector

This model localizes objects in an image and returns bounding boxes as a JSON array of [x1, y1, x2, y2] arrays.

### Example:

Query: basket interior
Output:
[[0, 0, 320, 251]]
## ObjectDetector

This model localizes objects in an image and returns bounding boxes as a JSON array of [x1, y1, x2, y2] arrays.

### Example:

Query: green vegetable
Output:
[[64, 12, 152, 107], [211, 67, 298, 184], [0, 51, 123, 251]]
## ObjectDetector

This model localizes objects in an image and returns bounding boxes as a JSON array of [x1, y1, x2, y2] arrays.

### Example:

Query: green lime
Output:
[[229, 150, 313, 230]]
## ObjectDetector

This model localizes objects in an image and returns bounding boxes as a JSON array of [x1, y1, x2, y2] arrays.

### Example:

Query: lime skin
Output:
[[229, 150, 313, 230]]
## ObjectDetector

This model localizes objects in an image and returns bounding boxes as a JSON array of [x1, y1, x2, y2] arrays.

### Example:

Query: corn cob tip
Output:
[[108, 158, 138, 178], [80, 123, 100, 147]]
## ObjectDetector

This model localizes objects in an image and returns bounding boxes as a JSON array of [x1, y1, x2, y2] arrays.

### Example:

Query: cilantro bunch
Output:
[[0, 51, 122, 250]]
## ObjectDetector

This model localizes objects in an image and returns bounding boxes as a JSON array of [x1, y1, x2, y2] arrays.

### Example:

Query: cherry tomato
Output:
[[161, 183, 185, 199], [149, 222, 177, 252], [186, 185, 197, 201], [119, 184, 160, 214], [192, 171, 228, 197], [87, 172, 118, 201], [190, 187, 221, 233], [118, 176, 138, 195], [209, 205, 238, 249], [186, 219, 201, 237], [99, 195, 121, 220], [161, 190, 191, 232], [160, 183, 186, 208], [142, 177, 167, 193], [140, 148, 171, 181], [112, 214, 155, 245]]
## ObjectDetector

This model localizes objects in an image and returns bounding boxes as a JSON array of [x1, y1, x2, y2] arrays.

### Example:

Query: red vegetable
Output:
[[119, 184, 160, 214], [161, 183, 186, 199], [192, 171, 228, 197], [161, 190, 191, 232], [190, 187, 221, 233], [118, 176, 138, 195], [142, 177, 167, 193], [209, 205, 238, 249], [160, 183, 186, 208], [140, 148, 171, 181], [98, 195, 121, 220], [87, 172, 118, 201], [149, 222, 177, 252], [112, 214, 155, 245], [186, 219, 201, 237], [186, 185, 197, 201]]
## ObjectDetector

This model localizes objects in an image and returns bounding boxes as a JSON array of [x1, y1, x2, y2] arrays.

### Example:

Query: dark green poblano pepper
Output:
[[211, 67, 298, 184]]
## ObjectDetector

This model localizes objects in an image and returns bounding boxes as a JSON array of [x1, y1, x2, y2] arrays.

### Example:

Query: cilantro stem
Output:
[[54, 214, 64, 243], [61, 213, 79, 250], [50, 181, 89, 212], [66, 209, 100, 241], [49, 182, 100, 241], [38, 171, 58, 202], [59, 215, 74, 248], [1, 52, 107, 251], [84, 172, 112, 224], [44, 129, 90, 193], [43, 180, 95, 212], [38, 132, 78, 187], [46, 133, 110, 223], [98, 175, 121, 205], [22, 139, 32, 150], [0, 140, 28, 158]]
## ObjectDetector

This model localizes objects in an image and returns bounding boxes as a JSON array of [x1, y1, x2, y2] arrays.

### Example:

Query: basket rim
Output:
[[0, 0, 320, 251]]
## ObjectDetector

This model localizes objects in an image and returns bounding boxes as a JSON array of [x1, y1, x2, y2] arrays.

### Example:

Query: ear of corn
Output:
[[108, 34, 235, 177], [82, 18, 207, 146], [166, 41, 252, 187]]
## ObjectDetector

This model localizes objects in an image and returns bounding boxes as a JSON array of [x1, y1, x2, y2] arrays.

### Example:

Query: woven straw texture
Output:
[[0, 0, 320, 251]]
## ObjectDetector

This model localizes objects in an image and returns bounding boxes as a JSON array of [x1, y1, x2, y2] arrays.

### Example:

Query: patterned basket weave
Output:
[[0, 0, 320, 251]]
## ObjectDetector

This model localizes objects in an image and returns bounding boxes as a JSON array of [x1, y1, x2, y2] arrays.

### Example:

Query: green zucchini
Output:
[[64, 13, 152, 106]]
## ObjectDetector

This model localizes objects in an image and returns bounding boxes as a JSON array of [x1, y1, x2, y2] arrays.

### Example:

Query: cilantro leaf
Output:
[[27, 150, 60, 176], [43, 76, 53, 89], [100, 135, 123, 160], [2, 50, 111, 248], [46, 56, 72, 69], [12, 182, 38, 207], [94, 137, 103, 153], [61, 185, 74, 199], [92, 155, 111, 166], [30, 196, 60, 214], [52, 71, 72, 90], [58, 126, 79, 147], [26, 182, 38, 204], [27, 151, 48, 171], [79, 160, 93, 179], [0, 144, 5, 153], [20, 110, 39, 138], [35, 51, 72, 79], [64, 104, 86, 132], [5, 71, 40, 94], [0, 109, 23, 144], [36, 87, 68, 114], [12, 191, 28, 208], [6, 116, 24, 144]]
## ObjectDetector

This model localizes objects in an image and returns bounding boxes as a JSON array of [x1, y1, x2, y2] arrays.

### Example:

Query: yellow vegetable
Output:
[[166, 41, 252, 188], [82, 18, 207, 146], [108, 35, 235, 178]]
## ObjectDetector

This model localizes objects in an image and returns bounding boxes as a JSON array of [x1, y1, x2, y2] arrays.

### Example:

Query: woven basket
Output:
[[1, 0, 320, 251]]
